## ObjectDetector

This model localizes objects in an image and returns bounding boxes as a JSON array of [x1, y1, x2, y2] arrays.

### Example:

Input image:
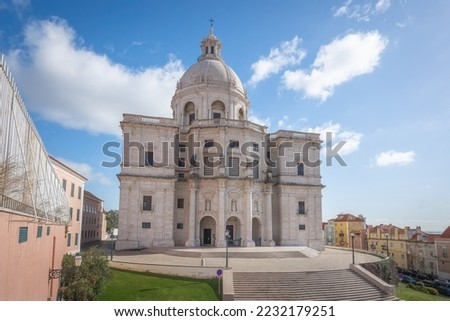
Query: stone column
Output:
[[262, 184, 275, 246], [185, 184, 199, 247], [243, 181, 255, 247], [216, 179, 226, 247]]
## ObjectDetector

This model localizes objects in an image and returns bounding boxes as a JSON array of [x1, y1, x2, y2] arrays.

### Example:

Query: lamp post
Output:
[[49, 254, 82, 280], [351, 232, 355, 265], [385, 233, 390, 256], [225, 228, 230, 268], [110, 235, 115, 261]]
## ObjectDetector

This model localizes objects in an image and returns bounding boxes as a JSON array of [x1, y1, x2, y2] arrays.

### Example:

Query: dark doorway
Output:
[[203, 228, 212, 245]]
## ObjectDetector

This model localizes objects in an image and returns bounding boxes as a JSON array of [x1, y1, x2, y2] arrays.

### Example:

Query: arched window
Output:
[[211, 100, 225, 120], [184, 102, 195, 125], [238, 107, 245, 121]]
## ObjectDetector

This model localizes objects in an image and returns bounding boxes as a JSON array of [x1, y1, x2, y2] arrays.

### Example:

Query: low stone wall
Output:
[[110, 260, 221, 279], [222, 268, 234, 301], [350, 264, 396, 296]]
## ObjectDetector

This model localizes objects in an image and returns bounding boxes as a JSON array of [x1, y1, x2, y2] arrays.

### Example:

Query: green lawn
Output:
[[97, 269, 219, 301], [396, 283, 450, 301]]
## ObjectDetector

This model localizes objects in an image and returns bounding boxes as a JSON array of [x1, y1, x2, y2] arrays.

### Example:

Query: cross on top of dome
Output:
[[199, 18, 222, 61]]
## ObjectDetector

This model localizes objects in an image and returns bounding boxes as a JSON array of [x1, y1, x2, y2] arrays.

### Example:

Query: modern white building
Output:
[[116, 28, 324, 251]]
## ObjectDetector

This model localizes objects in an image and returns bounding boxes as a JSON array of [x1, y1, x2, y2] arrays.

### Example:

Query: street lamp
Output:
[[385, 233, 390, 256], [351, 232, 355, 265], [49, 254, 82, 280], [225, 228, 230, 268]]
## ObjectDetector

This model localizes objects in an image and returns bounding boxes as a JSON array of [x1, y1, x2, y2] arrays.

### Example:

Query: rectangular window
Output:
[[67, 233, 72, 247], [213, 112, 221, 119], [229, 140, 239, 149], [297, 163, 304, 176], [19, 227, 28, 243], [143, 196, 152, 211], [298, 201, 306, 214], [189, 113, 195, 125], [76, 209, 80, 221], [252, 143, 259, 152], [62, 179, 67, 191], [204, 157, 213, 176], [142, 222, 151, 229], [69, 207, 73, 221], [78, 186, 82, 199], [145, 152, 154, 166], [443, 246, 448, 258], [177, 223, 184, 229], [178, 158, 186, 168], [177, 198, 184, 209], [204, 140, 214, 148], [47, 226, 51, 236], [179, 144, 186, 152], [253, 159, 259, 179], [429, 261, 434, 269], [70, 183, 75, 197], [75, 233, 79, 246], [229, 157, 239, 177], [299, 224, 306, 230], [37, 226, 43, 238]]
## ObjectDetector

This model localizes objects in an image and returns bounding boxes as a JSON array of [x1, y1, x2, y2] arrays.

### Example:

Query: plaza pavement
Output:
[[111, 246, 382, 273]]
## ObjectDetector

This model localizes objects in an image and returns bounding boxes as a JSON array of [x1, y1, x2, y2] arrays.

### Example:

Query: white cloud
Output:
[[248, 36, 305, 87], [304, 121, 363, 156], [374, 0, 391, 13], [375, 150, 415, 167], [333, 0, 391, 21], [282, 31, 388, 101], [7, 18, 185, 137], [57, 157, 112, 185], [248, 111, 270, 128]]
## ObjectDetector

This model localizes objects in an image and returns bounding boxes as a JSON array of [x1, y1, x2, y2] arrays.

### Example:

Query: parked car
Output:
[[436, 286, 450, 297], [401, 275, 417, 284], [434, 279, 450, 287], [422, 280, 436, 287]]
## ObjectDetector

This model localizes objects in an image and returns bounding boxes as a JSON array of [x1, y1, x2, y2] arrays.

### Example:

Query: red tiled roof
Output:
[[334, 213, 365, 222], [441, 226, 450, 239]]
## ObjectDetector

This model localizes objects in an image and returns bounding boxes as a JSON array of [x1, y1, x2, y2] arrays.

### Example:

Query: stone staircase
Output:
[[233, 269, 399, 301]]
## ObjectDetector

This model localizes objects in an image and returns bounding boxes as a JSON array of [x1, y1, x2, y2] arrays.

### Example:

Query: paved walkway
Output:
[[112, 246, 382, 273]]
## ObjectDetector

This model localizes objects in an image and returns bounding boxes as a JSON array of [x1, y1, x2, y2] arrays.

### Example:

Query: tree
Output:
[[104, 209, 119, 233], [58, 246, 112, 300]]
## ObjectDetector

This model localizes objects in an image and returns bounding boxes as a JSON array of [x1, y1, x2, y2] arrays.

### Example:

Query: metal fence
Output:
[[0, 54, 69, 222]]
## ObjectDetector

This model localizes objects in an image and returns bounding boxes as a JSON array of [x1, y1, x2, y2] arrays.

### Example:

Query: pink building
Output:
[[0, 55, 70, 300], [82, 190, 106, 244], [50, 156, 87, 254]]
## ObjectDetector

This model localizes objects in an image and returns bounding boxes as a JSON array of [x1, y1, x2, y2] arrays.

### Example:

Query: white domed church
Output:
[[116, 27, 325, 251]]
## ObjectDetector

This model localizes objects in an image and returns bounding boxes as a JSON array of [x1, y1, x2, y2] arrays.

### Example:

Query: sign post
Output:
[[216, 268, 223, 298]]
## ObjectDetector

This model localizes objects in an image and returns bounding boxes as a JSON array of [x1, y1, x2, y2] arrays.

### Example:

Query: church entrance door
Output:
[[203, 228, 212, 245]]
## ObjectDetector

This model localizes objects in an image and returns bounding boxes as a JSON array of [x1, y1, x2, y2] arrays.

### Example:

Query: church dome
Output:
[[178, 58, 245, 95], [171, 24, 249, 124]]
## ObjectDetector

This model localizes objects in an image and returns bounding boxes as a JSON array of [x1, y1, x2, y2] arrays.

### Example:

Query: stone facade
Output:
[[116, 29, 324, 251]]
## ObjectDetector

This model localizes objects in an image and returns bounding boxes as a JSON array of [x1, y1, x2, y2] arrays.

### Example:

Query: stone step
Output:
[[233, 269, 397, 301]]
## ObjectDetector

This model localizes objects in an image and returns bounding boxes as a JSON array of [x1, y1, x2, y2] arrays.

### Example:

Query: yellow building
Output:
[[367, 224, 408, 269], [333, 213, 367, 249]]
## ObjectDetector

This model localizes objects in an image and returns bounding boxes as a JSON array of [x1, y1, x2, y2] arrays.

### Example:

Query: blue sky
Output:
[[1, 0, 449, 232]]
